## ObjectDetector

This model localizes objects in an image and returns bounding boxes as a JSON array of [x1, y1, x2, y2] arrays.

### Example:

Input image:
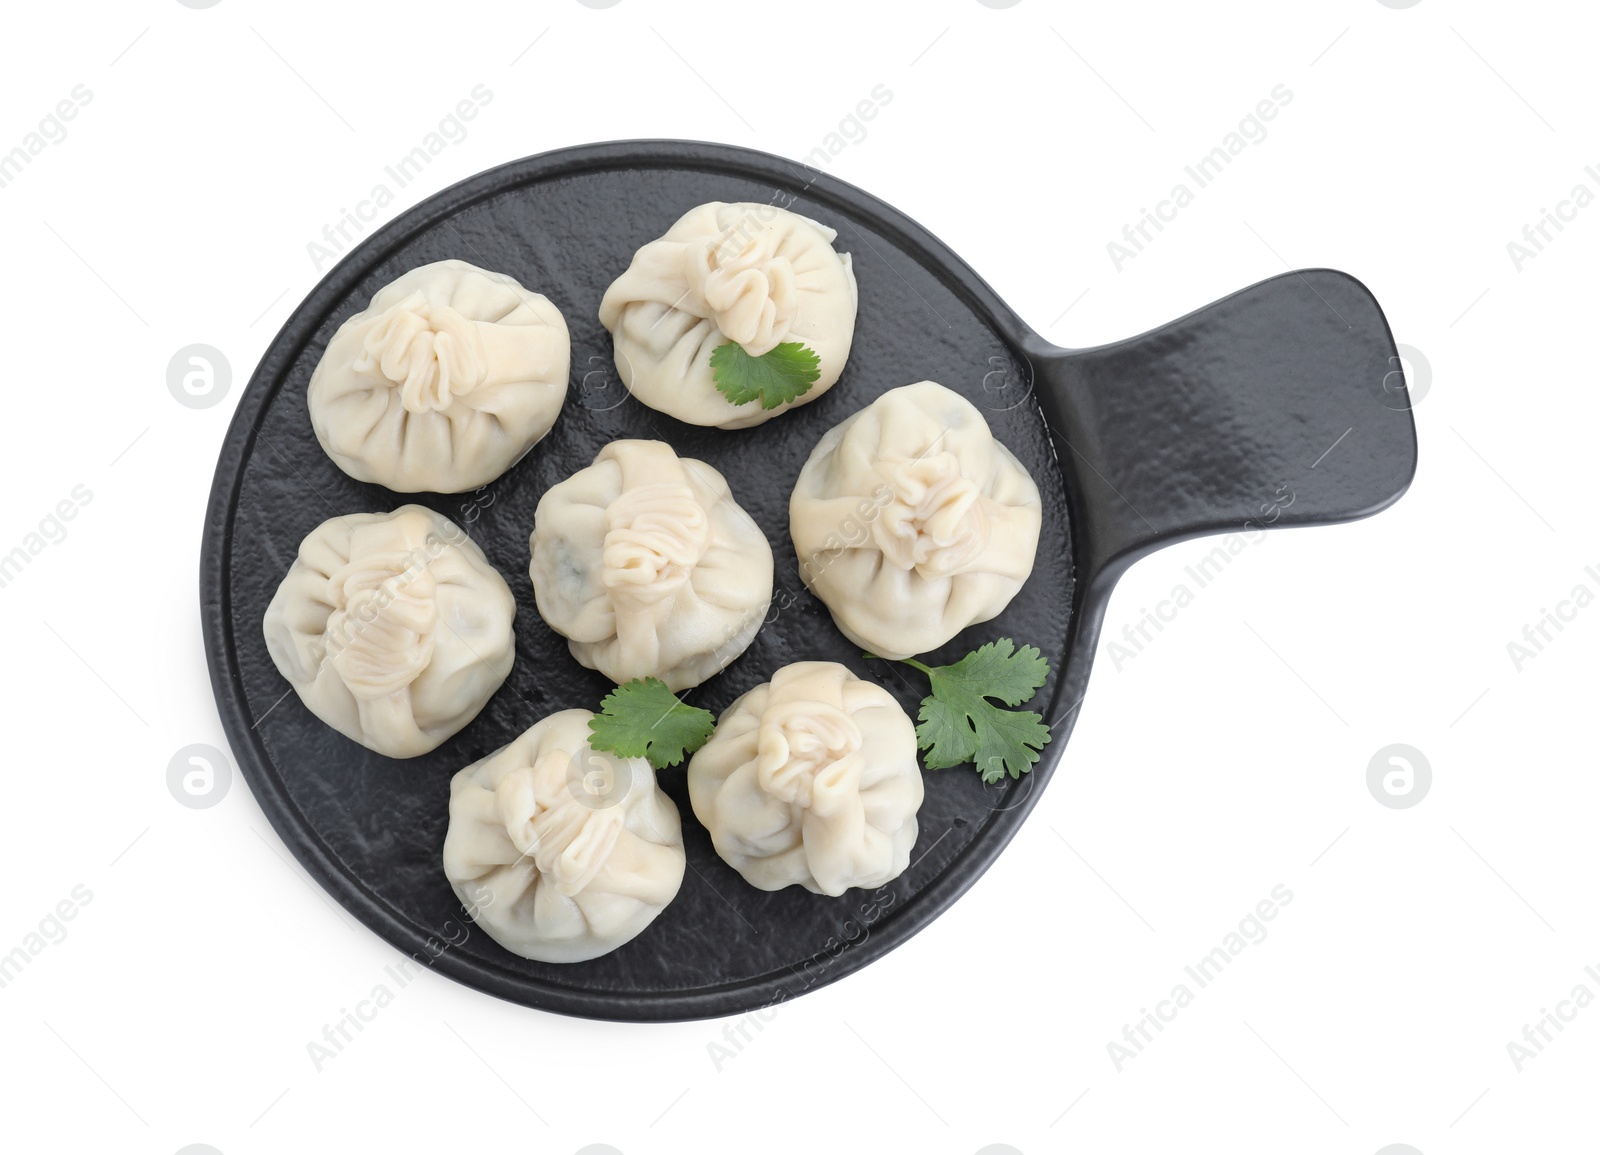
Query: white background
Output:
[[0, 1, 1593, 1153]]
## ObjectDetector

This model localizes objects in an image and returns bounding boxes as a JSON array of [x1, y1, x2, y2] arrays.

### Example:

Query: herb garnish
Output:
[[870, 639, 1052, 784], [587, 677, 716, 770], [710, 340, 821, 409]]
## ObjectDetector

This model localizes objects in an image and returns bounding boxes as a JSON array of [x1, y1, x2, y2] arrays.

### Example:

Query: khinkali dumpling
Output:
[[687, 662, 923, 896], [597, 202, 857, 429], [308, 259, 570, 492], [790, 381, 1042, 660], [528, 439, 773, 691], [443, 709, 686, 963], [262, 505, 515, 758]]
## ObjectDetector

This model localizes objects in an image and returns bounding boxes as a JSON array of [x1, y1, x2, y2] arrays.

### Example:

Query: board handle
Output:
[[1030, 269, 1418, 583]]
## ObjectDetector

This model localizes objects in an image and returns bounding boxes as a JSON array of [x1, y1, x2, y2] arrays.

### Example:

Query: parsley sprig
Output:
[[870, 639, 1052, 784], [587, 677, 716, 770], [709, 340, 821, 409]]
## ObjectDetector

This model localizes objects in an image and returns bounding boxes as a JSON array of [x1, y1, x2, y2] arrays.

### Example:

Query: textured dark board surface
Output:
[[202, 141, 1417, 1021]]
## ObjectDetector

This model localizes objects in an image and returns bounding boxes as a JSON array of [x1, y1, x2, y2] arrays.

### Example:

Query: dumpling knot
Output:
[[601, 482, 711, 607], [870, 452, 991, 577], [756, 702, 863, 809], [685, 228, 798, 356], [354, 291, 489, 414], [495, 754, 626, 897], [323, 551, 438, 698]]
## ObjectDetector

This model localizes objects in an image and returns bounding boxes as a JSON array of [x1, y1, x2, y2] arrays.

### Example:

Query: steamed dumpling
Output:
[[528, 439, 773, 691], [790, 381, 1042, 660], [308, 259, 570, 492], [597, 202, 857, 429], [688, 662, 923, 896], [443, 709, 686, 963], [262, 505, 515, 758]]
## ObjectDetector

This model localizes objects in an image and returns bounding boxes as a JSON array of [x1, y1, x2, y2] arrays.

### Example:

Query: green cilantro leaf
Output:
[[965, 703, 1052, 785], [872, 639, 1052, 785], [709, 340, 821, 409], [587, 678, 716, 770]]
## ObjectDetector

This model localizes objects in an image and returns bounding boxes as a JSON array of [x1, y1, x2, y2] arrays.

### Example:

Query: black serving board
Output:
[[202, 141, 1417, 1021]]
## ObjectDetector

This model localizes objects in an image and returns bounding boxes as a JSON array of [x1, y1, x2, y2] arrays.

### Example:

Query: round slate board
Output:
[[202, 140, 1417, 1021]]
